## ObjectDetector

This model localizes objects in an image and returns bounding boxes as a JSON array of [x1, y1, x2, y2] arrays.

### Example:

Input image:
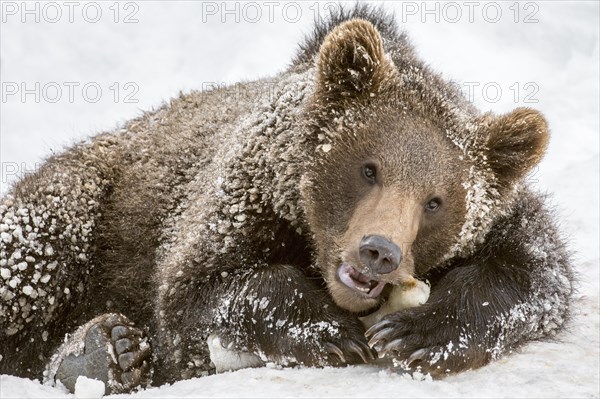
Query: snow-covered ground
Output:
[[1, 1, 598, 398]]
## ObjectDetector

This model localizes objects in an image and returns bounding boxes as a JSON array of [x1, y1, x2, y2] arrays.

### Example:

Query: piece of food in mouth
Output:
[[359, 278, 430, 329]]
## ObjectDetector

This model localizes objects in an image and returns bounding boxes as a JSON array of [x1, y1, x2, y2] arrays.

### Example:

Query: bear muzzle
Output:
[[336, 236, 408, 300]]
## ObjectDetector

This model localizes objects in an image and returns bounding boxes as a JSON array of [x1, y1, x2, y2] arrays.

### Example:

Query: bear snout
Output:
[[359, 235, 401, 275]]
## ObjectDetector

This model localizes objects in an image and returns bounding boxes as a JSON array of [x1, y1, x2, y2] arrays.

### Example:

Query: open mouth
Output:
[[337, 263, 387, 298]]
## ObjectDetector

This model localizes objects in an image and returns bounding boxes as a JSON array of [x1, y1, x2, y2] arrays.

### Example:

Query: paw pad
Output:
[[55, 313, 152, 394]]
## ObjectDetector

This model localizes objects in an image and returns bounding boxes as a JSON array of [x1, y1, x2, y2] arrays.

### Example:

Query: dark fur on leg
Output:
[[155, 264, 374, 384]]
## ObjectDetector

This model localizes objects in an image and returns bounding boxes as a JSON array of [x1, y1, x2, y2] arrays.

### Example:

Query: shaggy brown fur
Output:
[[0, 4, 572, 392]]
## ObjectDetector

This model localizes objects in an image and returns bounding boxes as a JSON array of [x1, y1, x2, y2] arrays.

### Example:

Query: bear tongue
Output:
[[367, 281, 386, 298], [348, 266, 371, 284], [338, 263, 386, 298]]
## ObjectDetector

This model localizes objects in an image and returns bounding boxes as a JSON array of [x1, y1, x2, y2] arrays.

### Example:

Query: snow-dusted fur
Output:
[[0, 4, 573, 391]]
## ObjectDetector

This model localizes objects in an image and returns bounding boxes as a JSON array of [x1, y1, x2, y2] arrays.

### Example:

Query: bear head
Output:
[[300, 19, 549, 313]]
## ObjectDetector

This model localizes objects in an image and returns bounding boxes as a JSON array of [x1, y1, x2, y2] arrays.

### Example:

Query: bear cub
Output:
[[0, 5, 573, 394]]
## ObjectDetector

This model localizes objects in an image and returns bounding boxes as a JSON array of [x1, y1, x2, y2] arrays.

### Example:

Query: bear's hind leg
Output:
[[1, 147, 118, 376], [46, 313, 152, 394]]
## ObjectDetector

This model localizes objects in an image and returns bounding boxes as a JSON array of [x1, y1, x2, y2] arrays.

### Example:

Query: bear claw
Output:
[[406, 348, 430, 365], [324, 343, 347, 363], [380, 338, 406, 353], [324, 339, 375, 365], [348, 340, 376, 363], [365, 320, 394, 338], [366, 326, 395, 349]]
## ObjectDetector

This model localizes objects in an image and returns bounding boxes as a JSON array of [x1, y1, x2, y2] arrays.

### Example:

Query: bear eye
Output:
[[425, 198, 442, 212], [362, 164, 377, 183]]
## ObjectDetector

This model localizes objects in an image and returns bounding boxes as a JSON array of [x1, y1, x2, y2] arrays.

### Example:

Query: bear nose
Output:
[[359, 235, 402, 275]]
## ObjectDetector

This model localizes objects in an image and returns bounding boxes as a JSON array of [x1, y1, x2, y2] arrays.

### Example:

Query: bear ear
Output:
[[316, 19, 393, 102], [484, 107, 549, 187]]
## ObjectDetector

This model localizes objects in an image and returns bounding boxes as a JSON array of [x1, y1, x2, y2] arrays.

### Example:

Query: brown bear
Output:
[[0, 4, 573, 394]]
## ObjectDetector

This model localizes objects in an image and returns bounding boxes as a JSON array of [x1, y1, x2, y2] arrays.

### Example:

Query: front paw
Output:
[[257, 318, 376, 368], [365, 310, 481, 378], [315, 313, 376, 366]]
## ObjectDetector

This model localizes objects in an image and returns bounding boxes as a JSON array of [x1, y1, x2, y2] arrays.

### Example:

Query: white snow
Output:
[[74, 377, 105, 399], [1, 1, 598, 398]]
